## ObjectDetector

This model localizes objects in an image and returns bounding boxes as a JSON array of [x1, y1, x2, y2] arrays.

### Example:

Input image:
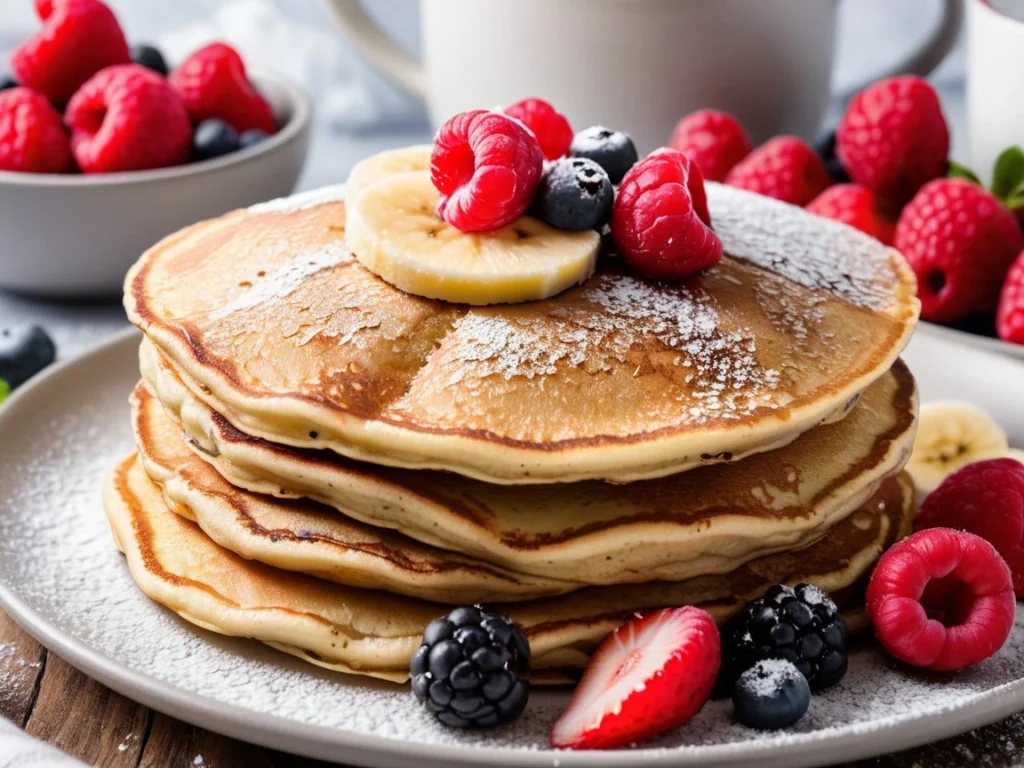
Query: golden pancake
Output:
[[133, 382, 579, 603], [104, 459, 912, 683], [124, 183, 919, 484], [143, 340, 918, 584]]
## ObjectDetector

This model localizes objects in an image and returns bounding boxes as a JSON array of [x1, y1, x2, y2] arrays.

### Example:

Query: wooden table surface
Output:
[[3, 610, 1023, 768]]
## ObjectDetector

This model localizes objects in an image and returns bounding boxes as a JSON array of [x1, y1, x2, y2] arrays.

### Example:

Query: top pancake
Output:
[[125, 182, 919, 484]]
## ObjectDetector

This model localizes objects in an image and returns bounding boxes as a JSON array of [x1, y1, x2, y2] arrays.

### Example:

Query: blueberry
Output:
[[569, 125, 638, 183], [0, 325, 56, 392], [532, 157, 613, 231], [0, 74, 18, 92], [130, 44, 169, 76], [192, 119, 240, 161], [815, 131, 850, 184], [732, 659, 811, 730], [239, 129, 270, 150]]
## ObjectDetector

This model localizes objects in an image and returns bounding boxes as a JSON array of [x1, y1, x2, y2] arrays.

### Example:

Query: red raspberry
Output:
[[805, 183, 897, 246], [0, 87, 72, 173], [724, 136, 831, 206], [916, 459, 1024, 596], [65, 64, 192, 173], [611, 149, 722, 280], [866, 528, 1015, 671], [10, 0, 130, 105], [430, 109, 544, 232], [997, 251, 1024, 345], [504, 97, 572, 161], [168, 43, 276, 134], [894, 179, 1024, 322], [669, 109, 751, 182], [837, 76, 949, 205]]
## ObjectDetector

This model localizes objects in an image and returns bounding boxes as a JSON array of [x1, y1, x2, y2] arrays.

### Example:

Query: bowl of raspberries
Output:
[[0, 0, 311, 297], [668, 75, 1024, 359]]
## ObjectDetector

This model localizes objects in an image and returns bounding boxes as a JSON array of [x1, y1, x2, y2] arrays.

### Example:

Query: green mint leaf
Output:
[[948, 161, 981, 185], [991, 146, 1024, 199], [0, 379, 8, 405]]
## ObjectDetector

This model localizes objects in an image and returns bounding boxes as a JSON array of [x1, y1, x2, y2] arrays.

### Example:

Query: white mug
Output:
[[968, 0, 1024, 184], [324, 0, 962, 152]]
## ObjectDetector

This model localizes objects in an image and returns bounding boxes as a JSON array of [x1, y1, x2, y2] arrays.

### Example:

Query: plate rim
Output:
[[1, 327, 1024, 767], [917, 320, 1024, 360]]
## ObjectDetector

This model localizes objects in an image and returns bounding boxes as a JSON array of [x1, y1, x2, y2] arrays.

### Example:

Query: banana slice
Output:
[[346, 145, 432, 205], [906, 401, 1009, 495], [345, 171, 600, 305]]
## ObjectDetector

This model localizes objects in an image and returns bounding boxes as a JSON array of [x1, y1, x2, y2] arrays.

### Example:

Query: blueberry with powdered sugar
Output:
[[733, 658, 811, 730], [532, 157, 613, 231]]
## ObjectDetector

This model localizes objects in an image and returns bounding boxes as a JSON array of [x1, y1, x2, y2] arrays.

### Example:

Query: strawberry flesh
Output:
[[550, 606, 720, 750]]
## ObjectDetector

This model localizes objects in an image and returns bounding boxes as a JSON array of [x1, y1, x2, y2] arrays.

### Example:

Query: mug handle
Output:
[[322, 0, 426, 99], [841, 0, 964, 96]]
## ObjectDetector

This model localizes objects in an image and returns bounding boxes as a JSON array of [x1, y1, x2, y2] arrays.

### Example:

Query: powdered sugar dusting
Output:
[[451, 272, 782, 422], [708, 183, 900, 311], [210, 243, 353, 321], [4, 332, 1024, 766], [248, 183, 347, 215], [738, 659, 806, 699], [800, 585, 828, 607]]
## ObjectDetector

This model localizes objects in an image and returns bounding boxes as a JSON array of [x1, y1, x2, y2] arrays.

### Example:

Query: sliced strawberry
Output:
[[550, 606, 720, 750]]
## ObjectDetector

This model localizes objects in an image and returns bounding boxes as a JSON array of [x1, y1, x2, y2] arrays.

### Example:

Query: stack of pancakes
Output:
[[107, 182, 921, 683]]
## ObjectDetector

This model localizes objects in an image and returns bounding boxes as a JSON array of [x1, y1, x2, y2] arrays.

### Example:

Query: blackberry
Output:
[[717, 583, 847, 697], [410, 606, 530, 728], [532, 157, 614, 231], [569, 125, 638, 183]]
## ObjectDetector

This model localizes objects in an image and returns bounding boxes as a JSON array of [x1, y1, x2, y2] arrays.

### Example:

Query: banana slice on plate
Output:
[[346, 145, 432, 205], [344, 171, 600, 305], [906, 401, 1009, 495]]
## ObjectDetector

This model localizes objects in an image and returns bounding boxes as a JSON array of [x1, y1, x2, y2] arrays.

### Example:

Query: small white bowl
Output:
[[0, 74, 311, 297]]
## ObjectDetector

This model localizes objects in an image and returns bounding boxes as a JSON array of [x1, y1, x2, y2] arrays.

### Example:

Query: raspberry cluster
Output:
[[666, 77, 1024, 341], [1, 0, 278, 175]]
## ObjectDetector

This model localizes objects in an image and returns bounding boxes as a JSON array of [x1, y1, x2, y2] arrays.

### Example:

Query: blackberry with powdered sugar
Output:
[[717, 583, 848, 698]]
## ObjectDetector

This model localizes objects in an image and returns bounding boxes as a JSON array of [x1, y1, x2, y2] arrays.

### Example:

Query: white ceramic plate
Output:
[[918, 320, 1024, 362], [1, 328, 1023, 768]]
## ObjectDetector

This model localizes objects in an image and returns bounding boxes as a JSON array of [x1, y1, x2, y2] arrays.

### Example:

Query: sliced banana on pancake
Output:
[[345, 144, 431, 205], [344, 171, 599, 305], [906, 401, 1008, 495]]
